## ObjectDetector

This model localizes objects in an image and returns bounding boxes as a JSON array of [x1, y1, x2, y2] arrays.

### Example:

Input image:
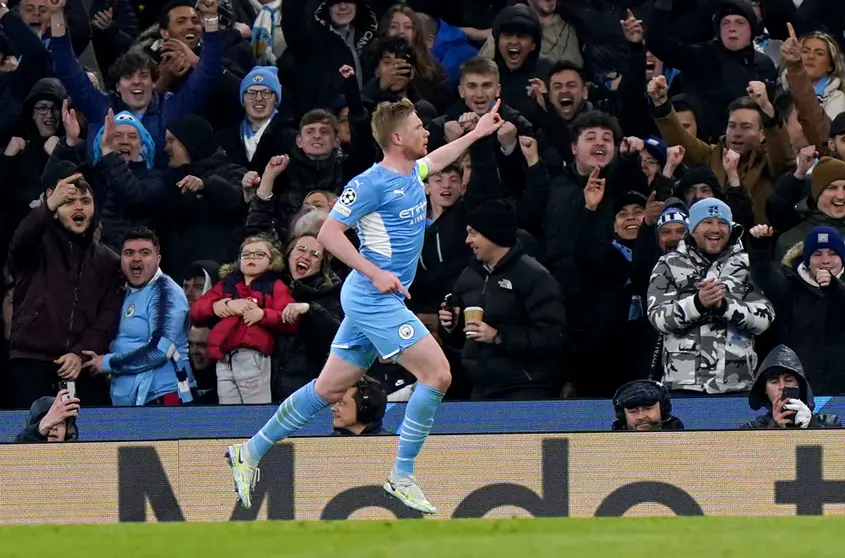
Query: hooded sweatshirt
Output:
[[743, 344, 842, 428], [15, 396, 79, 442], [490, 5, 555, 130], [0, 78, 67, 235]]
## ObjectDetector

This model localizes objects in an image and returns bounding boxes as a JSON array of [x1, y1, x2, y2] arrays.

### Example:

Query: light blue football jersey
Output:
[[329, 160, 430, 295]]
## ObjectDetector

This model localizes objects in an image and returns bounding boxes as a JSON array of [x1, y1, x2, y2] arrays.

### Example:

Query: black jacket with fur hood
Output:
[[748, 237, 845, 395]]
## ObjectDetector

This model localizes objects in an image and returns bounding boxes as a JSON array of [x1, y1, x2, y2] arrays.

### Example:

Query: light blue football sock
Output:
[[245, 380, 329, 464], [392, 382, 445, 477]]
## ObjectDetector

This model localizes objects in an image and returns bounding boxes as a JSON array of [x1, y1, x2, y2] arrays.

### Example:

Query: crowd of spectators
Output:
[[1, 0, 845, 434]]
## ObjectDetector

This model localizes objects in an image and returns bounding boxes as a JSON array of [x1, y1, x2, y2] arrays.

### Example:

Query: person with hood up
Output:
[[573, 184, 653, 395], [47, 0, 225, 167], [648, 72, 793, 226], [743, 344, 841, 429], [0, 78, 67, 240], [85, 110, 169, 250], [15, 390, 80, 442], [774, 157, 845, 261], [438, 199, 567, 400], [478, 0, 581, 68], [647, 198, 775, 394], [749, 225, 845, 395], [160, 114, 247, 281], [8, 170, 123, 409], [610, 379, 684, 431], [485, 4, 553, 130], [182, 260, 221, 306], [646, 0, 777, 142], [280, 0, 378, 117]]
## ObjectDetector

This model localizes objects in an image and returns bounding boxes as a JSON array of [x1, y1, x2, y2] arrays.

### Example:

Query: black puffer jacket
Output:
[[441, 242, 568, 400], [15, 395, 79, 442], [748, 238, 845, 395], [271, 273, 343, 401], [742, 344, 842, 428], [490, 5, 555, 130], [646, 0, 777, 142], [160, 149, 248, 283]]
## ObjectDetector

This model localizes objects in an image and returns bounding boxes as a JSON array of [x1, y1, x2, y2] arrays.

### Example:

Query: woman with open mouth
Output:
[[270, 232, 342, 401]]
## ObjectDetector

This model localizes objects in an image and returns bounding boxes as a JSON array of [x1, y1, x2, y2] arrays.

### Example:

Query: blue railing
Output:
[[2, 395, 841, 442]]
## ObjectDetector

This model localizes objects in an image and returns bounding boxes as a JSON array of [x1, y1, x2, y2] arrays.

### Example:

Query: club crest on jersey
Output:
[[339, 188, 357, 206], [398, 323, 415, 340], [124, 304, 135, 318]]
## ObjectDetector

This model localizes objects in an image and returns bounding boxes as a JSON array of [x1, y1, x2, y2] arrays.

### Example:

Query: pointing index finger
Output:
[[490, 98, 501, 114], [589, 165, 601, 180], [647, 190, 657, 203], [787, 22, 796, 40], [626, 8, 634, 20]]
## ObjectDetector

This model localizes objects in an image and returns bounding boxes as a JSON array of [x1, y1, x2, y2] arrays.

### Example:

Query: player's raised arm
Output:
[[424, 99, 506, 175]]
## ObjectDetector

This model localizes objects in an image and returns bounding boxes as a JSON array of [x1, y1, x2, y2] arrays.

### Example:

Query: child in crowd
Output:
[[191, 235, 299, 404]]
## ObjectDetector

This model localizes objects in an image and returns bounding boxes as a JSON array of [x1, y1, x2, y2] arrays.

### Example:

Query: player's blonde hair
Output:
[[371, 98, 417, 150]]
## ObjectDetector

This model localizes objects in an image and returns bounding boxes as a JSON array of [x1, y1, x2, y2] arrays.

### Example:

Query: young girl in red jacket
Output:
[[191, 235, 299, 404]]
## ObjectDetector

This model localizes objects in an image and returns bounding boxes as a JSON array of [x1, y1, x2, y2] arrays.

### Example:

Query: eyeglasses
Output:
[[33, 104, 58, 115], [642, 157, 659, 166], [295, 245, 323, 259], [240, 251, 269, 260], [244, 89, 275, 101]]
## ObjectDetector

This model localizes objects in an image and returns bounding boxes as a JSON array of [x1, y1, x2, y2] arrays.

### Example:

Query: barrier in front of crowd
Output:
[[2, 396, 842, 441], [1, 431, 844, 524]]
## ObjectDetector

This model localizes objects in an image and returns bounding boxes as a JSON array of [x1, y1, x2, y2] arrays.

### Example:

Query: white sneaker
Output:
[[225, 444, 260, 508], [383, 472, 436, 514]]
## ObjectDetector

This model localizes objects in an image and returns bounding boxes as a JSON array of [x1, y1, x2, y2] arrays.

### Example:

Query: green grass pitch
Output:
[[0, 517, 843, 557]]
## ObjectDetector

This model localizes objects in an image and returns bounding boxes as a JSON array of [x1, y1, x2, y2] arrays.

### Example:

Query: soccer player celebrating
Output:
[[226, 98, 505, 514]]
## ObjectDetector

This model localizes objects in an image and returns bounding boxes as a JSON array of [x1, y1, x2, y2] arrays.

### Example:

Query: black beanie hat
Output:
[[712, 0, 759, 36], [613, 190, 648, 216], [467, 199, 518, 248], [675, 165, 725, 201], [41, 161, 93, 194], [166, 115, 216, 162]]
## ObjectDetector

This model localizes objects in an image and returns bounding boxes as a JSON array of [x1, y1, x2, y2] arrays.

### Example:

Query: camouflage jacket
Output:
[[646, 238, 775, 393]]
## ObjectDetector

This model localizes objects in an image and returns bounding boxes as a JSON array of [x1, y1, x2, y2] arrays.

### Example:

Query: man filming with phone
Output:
[[15, 389, 80, 442], [743, 345, 841, 429]]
